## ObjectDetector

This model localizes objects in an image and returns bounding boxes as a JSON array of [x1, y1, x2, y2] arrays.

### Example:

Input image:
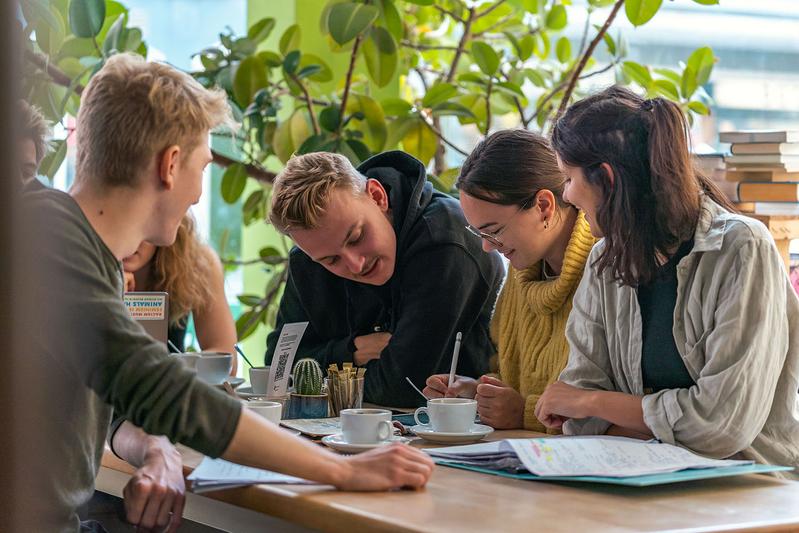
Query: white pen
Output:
[[447, 331, 463, 390]]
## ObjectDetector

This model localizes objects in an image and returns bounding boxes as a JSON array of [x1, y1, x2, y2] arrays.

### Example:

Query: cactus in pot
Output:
[[286, 358, 328, 419]]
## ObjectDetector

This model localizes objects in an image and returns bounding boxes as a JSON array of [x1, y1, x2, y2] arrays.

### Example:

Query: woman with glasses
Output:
[[424, 129, 596, 431], [534, 86, 799, 477]]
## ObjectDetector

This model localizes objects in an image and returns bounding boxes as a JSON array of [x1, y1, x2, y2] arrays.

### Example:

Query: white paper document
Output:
[[426, 436, 752, 478], [187, 457, 316, 493], [267, 321, 308, 398]]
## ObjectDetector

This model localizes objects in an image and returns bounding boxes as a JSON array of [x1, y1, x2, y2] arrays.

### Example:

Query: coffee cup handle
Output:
[[377, 420, 392, 441], [414, 407, 428, 427]]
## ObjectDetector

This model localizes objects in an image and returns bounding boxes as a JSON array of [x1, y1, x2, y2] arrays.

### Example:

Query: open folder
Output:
[[424, 436, 793, 487]]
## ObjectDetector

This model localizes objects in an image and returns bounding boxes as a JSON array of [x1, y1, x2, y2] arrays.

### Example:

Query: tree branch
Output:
[[472, 12, 516, 38], [484, 80, 493, 136], [293, 75, 320, 135], [337, 35, 363, 135], [432, 4, 465, 24], [211, 151, 276, 184], [553, 0, 625, 122], [446, 7, 477, 83], [27, 45, 278, 184], [420, 112, 470, 157], [402, 41, 461, 52], [476, 0, 507, 19]]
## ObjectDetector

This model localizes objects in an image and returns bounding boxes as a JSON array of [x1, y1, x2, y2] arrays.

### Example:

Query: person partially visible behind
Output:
[[122, 214, 237, 371], [424, 130, 595, 430], [16, 99, 50, 187], [535, 85, 799, 478]]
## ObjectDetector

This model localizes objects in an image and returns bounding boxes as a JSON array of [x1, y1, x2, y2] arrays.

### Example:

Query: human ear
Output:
[[158, 145, 181, 191]]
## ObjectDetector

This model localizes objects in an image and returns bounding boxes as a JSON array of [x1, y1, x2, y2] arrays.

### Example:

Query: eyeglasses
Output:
[[464, 194, 536, 249]]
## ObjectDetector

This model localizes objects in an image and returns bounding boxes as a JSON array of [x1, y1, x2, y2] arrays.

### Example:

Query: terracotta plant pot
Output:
[[286, 393, 329, 419]]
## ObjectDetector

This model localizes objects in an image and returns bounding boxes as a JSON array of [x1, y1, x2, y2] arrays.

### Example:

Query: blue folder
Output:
[[433, 460, 794, 487]]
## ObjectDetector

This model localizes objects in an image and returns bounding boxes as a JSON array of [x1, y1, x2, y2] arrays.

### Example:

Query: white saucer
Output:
[[410, 423, 494, 444], [235, 386, 268, 399], [212, 377, 245, 389], [321, 434, 410, 454]]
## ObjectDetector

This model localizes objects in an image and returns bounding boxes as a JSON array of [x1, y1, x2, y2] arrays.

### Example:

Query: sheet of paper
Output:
[[507, 437, 751, 478], [187, 457, 315, 492], [267, 321, 308, 398]]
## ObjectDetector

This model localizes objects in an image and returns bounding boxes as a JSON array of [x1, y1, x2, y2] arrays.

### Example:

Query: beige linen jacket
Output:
[[560, 196, 799, 477]]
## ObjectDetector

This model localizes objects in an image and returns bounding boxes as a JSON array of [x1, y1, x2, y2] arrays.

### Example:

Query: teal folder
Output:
[[434, 460, 794, 487]]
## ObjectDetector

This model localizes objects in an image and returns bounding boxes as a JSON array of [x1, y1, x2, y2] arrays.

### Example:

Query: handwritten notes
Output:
[[427, 436, 752, 478]]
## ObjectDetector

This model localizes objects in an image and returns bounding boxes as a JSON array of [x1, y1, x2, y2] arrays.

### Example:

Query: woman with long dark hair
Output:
[[535, 86, 799, 476], [424, 129, 596, 430]]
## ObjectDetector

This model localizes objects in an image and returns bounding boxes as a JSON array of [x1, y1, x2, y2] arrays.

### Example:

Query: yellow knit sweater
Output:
[[489, 212, 595, 432]]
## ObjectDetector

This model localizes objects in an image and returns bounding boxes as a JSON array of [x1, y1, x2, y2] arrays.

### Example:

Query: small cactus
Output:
[[292, 358, 323, 395]]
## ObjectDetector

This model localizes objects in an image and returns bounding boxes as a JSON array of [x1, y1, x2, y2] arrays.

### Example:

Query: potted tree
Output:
[[286, 358, 329, 419]]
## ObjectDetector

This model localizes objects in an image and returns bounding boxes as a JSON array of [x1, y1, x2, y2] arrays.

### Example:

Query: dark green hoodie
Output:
[[266, 151, 504, 407]]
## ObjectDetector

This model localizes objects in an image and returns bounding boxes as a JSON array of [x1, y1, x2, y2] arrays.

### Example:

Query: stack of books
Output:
[[721, 130, 799, 213]]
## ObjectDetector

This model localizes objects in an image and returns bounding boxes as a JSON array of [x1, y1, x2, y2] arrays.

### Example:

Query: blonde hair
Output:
[[76, 53, 234, 188], [269, 152, 366, 234], [151, 214, 216, 324], [16, 100, 51, 163]]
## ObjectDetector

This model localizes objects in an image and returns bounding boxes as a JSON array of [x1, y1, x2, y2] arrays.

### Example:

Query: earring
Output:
[[544, 219, 549, 230]]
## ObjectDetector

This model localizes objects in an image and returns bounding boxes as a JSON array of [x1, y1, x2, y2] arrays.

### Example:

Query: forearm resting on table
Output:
[[222, 409, 349, 486], [112, 421, 178, 467], [589, 391, 653, 438]]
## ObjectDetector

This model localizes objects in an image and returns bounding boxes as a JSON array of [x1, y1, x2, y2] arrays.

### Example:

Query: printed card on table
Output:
[[267, 321, 308, 398], [123, 292, 167, 320]]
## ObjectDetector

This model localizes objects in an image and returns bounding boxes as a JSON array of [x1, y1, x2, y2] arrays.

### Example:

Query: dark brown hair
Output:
[[457, 129, 570, 213], [16, 100, 50, 163], [551, 85, 734, 287]]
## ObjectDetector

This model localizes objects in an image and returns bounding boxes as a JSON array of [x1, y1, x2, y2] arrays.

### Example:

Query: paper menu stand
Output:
[[266, 322, 308, 399], [123, 292, 169, 345]]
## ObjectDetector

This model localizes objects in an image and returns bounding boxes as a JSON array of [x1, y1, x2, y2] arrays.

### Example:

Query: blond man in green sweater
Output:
[[425, 129, 595, 431], [20, 53, 432, 533]]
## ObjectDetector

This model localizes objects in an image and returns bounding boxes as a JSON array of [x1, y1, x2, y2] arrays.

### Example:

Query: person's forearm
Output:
[[222, 409, 351, 486], [111, 421, 177, 468], [587, 391, 653, 437]]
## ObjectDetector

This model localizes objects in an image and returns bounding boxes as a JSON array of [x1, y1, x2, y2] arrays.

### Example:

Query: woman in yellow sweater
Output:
[[424, 129, 595, 431]]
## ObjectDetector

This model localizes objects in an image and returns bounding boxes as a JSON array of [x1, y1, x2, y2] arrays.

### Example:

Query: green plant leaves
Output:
[[345, 94, 387, 152], [279, 24, 301, 54], [362, 26, 398, 87], [621, 60, 652, 88], [68, 0, 105, 38], [471, 41, 499, 77], [283, 50, 301, 75], [545, 4, 568, 30], [681, 46, 715, 98], [422, 82, 458, 108], [556, 37, 571, 63], [327, 2, 379, 45], [247, 17, 275, 44], [233, 55, 268, 107], [221, 163, 248, 204], [625, 0, 662, 27], [400, 118, 437, 166]]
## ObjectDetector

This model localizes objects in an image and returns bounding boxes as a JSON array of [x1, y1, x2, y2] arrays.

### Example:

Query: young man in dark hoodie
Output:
[[267, 151, 504, 407]]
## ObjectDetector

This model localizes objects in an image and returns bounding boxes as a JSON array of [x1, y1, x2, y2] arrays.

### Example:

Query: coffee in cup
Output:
[[414, 398, 477, 433], [340, 408, 393, 444]]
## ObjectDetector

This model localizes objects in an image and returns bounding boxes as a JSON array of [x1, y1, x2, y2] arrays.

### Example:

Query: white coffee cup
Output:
[[414, 398, 477, 433], [249, 366, 271, 394], [340, 408, 392, 444], [246, 400, 283, 425]]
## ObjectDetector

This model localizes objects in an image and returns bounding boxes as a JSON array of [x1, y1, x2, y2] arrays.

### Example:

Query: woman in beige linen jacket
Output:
[[535, 85, 799, 477]]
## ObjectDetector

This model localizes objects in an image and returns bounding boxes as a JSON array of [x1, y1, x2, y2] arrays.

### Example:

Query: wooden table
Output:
[[99, 429, 799, 533]]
